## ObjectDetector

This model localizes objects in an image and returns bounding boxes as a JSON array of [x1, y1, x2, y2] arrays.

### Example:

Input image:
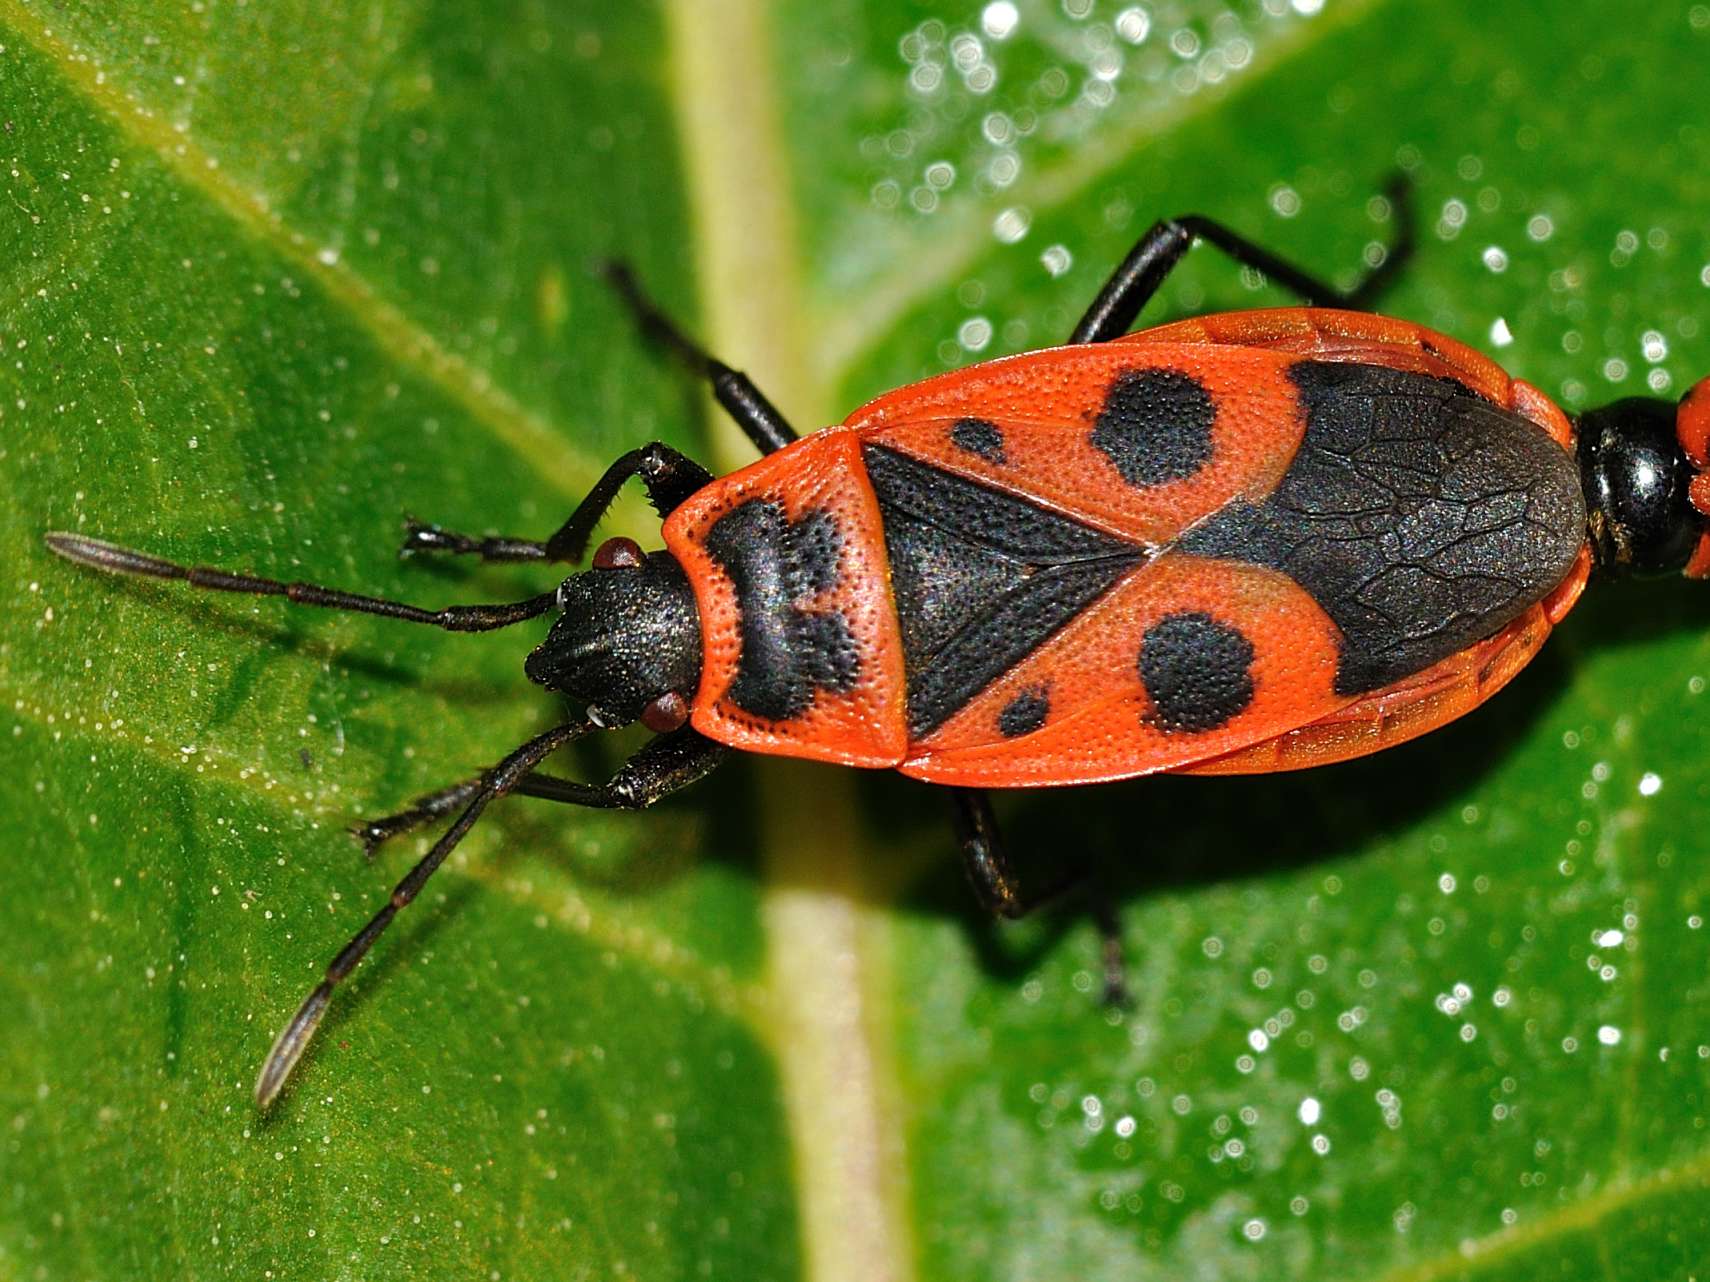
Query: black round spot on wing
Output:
[[997, 685, 1050, 738], [1091, 368, 1216, 487], [950, 417, 1007, 463], [1138, 611, 1255, 732]]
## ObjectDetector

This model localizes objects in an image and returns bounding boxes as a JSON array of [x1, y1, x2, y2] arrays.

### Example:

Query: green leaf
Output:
[[6, 1, 1710, 1278]]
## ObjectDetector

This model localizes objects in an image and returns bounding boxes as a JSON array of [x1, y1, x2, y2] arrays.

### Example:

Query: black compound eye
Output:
[[592, 536, 646, 569]]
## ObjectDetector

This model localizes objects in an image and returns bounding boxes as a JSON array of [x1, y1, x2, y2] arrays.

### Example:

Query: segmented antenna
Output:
[[45, 530, 588, 1109], [43, 532, 557, 631]]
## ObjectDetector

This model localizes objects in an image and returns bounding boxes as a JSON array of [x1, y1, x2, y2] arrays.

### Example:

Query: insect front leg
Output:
[[351, 769, 618, 855], [400, 441, 714, 564], [258, 726, 729, 1109], [1069, 174, 1416, 344], [355, 727, 730, 854]]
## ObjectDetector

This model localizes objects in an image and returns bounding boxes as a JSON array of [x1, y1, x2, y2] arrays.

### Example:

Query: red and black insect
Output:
[[46, 181, 1710, 1110]]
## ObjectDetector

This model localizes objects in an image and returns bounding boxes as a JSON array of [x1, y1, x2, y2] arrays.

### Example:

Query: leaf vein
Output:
[[1360, 1149, 1710, 1282], [0, 678, 766, 1028], [812, 0, 1391, 382], [0, 0, 602, 500]]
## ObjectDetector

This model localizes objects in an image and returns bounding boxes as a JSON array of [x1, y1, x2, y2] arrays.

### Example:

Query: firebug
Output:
[[45, 179, 1710, 1108]]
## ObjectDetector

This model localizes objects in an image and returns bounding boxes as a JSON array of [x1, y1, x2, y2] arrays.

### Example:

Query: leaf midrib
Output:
[[660, 3, 914, 1281]]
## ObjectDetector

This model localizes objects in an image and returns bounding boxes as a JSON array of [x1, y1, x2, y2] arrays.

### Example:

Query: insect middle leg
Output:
[[1070, 174, 1416, 344], [602, 261, 801, 456], [948, 788, 1127, 1004]]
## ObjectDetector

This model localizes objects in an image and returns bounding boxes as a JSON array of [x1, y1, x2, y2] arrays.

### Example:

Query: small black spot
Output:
[[950, 417, 1006, 463], [1138, 611, 1255, 732], [1091, 368, 1216, 487], [997, 685, 1050, 737]]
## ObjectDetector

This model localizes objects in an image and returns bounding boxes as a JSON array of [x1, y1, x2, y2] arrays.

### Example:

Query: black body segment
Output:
[[525, 552, 703, 724], [1578, 397, 1704, 574], [1178, 360, 1586, 695], [862, 445, 1144, 736], [702, 499, 860, 721]]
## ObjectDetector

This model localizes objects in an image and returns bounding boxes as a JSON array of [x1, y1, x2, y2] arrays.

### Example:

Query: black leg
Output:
[[947, 786, 1032, 919], [396, 522, 553, 563], [603, 261, 800, 456], [350, 770, 584, 855], [353, 727, 730, 854], [399, 441, 715, 565], [44, 532, 558, 632], [257, 724, 728, 1110], [1069, 174, 1415, 344], [947, 787, 1127, 1004], [1085, 884, 1129, 1008], [255, 718, 597, 1108]]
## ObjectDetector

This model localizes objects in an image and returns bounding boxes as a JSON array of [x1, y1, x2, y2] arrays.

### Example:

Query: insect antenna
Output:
[[255, 717, 597, 1109], [43, 532, 558, 631]]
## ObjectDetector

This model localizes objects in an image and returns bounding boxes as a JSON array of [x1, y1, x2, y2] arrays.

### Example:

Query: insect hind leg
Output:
[[1070, 173, 1416, 344]]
